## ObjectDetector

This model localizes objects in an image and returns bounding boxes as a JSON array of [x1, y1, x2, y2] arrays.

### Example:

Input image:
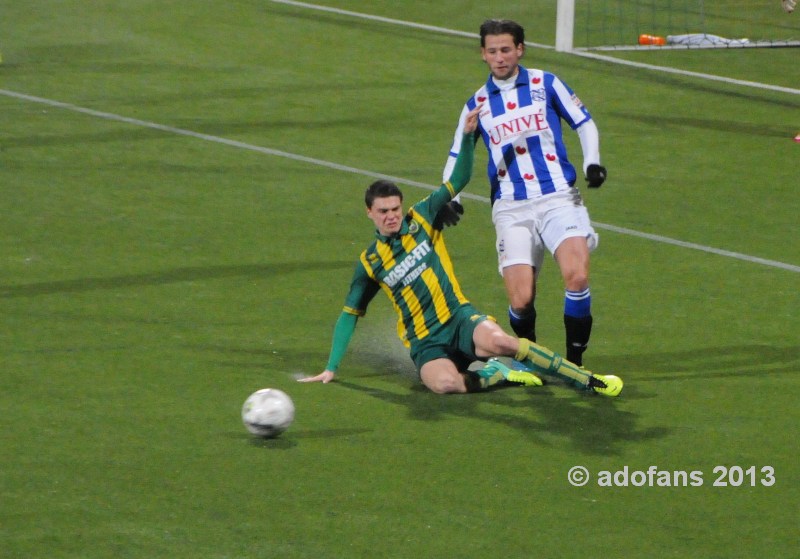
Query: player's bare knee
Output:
[[507, 286, 535, 309], [563, 270, 589, 291], [425, 374, 465, 394]]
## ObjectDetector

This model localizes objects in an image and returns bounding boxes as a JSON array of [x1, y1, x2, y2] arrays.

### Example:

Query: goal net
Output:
[[556, 0, 800, 51]]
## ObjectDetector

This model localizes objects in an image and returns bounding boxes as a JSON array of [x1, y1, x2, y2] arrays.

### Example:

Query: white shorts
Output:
[[492, 190, 598, 275]]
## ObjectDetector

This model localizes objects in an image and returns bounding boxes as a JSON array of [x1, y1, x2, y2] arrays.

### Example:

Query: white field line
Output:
[[572, 50, 800, 95], [267, 0, 556, 49], [2, 88, 797, 273], [270, 0, 800, 96]]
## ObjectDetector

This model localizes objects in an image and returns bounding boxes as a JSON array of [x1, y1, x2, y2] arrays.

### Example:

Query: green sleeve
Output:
[[415, 131, 477, 222], [325, 312, 358, 372], [446, 131, 477, 194]]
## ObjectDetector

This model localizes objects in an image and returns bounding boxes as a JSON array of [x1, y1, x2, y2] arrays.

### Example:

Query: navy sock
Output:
[[564, 288, 592, 366], [509, 306, 536, 342]]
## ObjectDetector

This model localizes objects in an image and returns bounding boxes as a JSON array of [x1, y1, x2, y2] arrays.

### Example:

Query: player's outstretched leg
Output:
[[474, 358, 543, 389], [514, 338, 622, 397]]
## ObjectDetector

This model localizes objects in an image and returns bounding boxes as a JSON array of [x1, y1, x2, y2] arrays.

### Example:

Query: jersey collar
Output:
[[375, 216, 410, 242], [486, 65, 529, 94]]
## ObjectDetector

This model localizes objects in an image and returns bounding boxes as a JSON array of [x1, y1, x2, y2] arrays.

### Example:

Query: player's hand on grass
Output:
[[585, 163, 607, 188], [298, 370, 335, 384], [783, 0, 796, 13]]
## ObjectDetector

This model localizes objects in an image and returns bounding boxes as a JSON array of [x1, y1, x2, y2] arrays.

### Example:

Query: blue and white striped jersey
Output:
[[443, 65, 593, 202]]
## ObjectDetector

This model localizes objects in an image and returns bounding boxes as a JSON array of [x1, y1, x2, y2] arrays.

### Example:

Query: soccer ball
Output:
[[241, 388, 295, 438]]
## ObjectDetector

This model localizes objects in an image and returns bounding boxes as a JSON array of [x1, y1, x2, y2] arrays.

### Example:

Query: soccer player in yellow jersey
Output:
[[300, 106, 621, 396]]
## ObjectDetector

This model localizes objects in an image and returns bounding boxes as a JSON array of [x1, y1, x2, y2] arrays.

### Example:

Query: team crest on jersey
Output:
[[408, 220, 420, 234], [530, 87, 546, 102]]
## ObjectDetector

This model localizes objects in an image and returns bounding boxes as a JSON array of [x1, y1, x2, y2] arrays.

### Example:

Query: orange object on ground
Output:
[[638, 34, 666, 46]]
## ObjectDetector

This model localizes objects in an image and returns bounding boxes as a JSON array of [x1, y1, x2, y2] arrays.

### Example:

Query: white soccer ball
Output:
[[241, 388, 295, 438]]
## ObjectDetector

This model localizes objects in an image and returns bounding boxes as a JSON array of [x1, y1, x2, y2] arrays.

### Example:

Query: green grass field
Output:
[[1, 1, 798, 557]]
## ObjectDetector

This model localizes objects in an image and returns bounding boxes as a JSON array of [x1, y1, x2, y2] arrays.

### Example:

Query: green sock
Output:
[[515, 338, 592, 387]]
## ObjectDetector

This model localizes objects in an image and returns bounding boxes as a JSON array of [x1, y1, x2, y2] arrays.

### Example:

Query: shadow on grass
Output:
[[333, 377, 666, 458], [0, 260, 354, 297], [209, 340, 649, 456], [204, 338, 798, 457], [226, 346, 663, 455], [229, 427, 373, 450]]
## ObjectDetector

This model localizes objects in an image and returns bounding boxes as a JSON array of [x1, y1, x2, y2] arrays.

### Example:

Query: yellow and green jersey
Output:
[[342, 183, 469, 347]]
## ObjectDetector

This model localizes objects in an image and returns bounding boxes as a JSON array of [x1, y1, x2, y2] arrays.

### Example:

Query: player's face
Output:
[[367, 196, 403, 236], [481, 34, 524, 81]]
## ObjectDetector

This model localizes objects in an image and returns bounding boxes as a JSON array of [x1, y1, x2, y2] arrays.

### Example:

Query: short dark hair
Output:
[[365, 179, 403, 208], [479, 19, 525, 47]]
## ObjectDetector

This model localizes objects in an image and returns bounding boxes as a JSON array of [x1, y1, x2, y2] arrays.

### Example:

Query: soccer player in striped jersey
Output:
[[442, 19, 607, 368], [300, 106, 622, 396]]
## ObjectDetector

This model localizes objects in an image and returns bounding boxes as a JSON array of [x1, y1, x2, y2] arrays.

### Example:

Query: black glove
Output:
[[433, 200, 465, 229], [585, 164, 607, 188]]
